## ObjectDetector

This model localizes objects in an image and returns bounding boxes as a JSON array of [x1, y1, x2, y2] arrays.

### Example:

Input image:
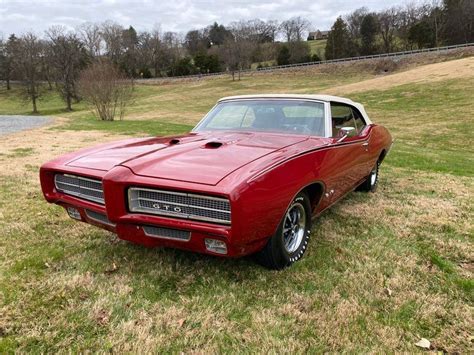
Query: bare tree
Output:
[[136, 25, 165, 77], [280, 19, 294, 42], [429, 0, 444, 47], [0, 37, 9, 89], [46, 26, 89, 110], [220, 37, 238, 80], [40, 39, 54, 90], [293, 17, 311, 41], [161, 31, 186, 75], [220, 23, 256, 81], [378, 7, 400, 53], [346, 7, 369, 39], [266, 20, 280, 42], [0, 34, 19, 90], [244, 19, 278, 43], [101, 21, 123, 63], [77, 22, 103, 57], [398, 2, 425, 49], [78, 60, 133, 121], [12, 32, 43, 113], [280, 17, 310, 42]]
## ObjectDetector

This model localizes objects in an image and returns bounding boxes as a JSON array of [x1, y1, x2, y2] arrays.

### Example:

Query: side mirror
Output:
[[336, 127, 357, 142]]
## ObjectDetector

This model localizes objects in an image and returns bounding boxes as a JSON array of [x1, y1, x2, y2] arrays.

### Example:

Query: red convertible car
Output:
[[40, 94, 392, 269]]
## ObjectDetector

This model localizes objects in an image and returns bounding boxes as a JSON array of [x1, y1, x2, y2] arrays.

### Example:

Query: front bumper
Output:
[[40, 165, 266, 257]]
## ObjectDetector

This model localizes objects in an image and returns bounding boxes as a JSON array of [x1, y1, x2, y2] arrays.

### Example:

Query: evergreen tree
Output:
[[193, 52, 221, 73], [325, 17, 352, 60], [443, 0, 474, 44], [277, 45, 290, 65], [208, 22, 232, 45], [408, 20, 436, 48], [121, 26, 139, 77], [360, 14, 379, 55]]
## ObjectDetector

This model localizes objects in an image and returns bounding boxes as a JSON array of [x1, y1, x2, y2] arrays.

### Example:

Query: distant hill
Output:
[[308, 39, 327, 60]]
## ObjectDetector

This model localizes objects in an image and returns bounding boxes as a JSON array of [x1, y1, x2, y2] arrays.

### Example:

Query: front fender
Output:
[[232, 150, 329, 243]]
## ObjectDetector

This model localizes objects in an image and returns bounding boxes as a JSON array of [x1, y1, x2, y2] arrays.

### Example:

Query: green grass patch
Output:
[[0, 58, 473, 352], [308, 39, 327, 58], [7, 147, 35, 158], [57, 114, 193, 136]]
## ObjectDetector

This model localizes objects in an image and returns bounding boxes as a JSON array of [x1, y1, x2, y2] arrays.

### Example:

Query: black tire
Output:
[[256, 192, 312, 270], [357, 160, 380, 192]]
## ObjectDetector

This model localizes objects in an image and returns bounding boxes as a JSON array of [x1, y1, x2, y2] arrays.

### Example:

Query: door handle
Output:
[[362, 142, 369, 147]]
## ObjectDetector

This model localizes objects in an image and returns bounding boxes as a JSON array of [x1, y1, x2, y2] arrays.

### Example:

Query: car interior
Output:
[[200, 101, 326, 136], [251, 105, 325, 136], [330, 103, 366, 137]]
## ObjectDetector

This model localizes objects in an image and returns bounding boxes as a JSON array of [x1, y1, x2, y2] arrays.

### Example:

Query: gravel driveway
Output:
[[0, 115, 53, 135]]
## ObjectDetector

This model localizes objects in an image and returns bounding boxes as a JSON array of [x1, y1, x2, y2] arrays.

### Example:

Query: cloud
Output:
[[0, 0, 412, 37]]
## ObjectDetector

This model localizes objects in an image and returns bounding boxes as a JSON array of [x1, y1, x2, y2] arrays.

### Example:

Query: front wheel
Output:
[[256, 192, 312, 270]]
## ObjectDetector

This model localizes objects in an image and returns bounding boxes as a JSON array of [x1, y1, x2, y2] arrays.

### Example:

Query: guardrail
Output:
[[139, 42, 473, 83]]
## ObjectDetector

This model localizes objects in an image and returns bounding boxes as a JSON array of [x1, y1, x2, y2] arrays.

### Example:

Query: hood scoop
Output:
[[204, 141, 223, 149], [169, 138, 180, 145]]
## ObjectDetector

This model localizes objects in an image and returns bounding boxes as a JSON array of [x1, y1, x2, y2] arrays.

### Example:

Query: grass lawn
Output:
[[0, 58, 472, 352], [308, 39, 327, 59]]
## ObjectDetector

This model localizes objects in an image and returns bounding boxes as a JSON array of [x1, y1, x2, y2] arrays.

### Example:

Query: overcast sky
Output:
[[1, 0, 417, 38]]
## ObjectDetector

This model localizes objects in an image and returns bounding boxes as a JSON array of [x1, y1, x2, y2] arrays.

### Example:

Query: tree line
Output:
[[325, 0, 473, 59], [0, 0, 472, 113]]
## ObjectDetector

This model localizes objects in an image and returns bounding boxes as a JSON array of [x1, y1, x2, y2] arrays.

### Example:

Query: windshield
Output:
[[194, 99, 326, 136]]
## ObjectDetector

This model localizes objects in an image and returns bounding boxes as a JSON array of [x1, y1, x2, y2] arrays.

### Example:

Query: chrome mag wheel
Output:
[[370, 165, 378, 186], [283, 202, 306, 253]]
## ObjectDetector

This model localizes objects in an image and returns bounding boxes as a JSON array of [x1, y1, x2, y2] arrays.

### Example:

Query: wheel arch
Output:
[[301, 181, 325, 213], [268, 180, 325, 238]]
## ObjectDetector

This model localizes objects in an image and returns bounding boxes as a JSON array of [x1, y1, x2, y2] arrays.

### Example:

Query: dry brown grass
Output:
[[0, 56, 473, 353], [326, 57, 474, 94], [0, 119, 127, 178]]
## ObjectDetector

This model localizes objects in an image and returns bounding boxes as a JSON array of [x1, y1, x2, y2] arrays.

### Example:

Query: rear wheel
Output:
[[257, 192, 312, 269], [357, 160, 379, 192]]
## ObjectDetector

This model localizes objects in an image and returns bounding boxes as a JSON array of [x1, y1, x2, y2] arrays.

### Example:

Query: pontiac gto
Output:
[[40, 94, 392, 269]]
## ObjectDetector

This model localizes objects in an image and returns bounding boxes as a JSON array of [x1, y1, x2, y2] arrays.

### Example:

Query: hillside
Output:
[[308, 39, 327, 58], [0, 55, 473, 352], [327, 56, 474, 94]]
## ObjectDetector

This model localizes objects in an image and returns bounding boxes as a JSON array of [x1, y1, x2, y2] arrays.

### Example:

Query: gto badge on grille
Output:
[[152, 203, 182, 213]]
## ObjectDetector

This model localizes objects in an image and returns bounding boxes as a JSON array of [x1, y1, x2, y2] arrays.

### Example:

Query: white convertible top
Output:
[[218, 94, 373, 124]]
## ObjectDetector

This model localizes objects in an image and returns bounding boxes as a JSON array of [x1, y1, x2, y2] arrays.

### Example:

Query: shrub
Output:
[[277, 45, 290, 65], [78, 60, 133, 121], [168, 57, 197, 76], [139, 67, 152, 78]]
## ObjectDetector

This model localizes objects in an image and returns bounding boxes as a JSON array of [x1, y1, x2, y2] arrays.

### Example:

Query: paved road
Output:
[[0, 115, 53, 135]]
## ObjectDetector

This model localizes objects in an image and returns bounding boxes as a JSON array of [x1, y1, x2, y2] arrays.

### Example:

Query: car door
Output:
[[347, 105, 373, 179], [324, 103, 370, 202]]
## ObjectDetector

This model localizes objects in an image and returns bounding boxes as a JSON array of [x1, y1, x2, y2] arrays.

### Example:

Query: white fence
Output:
[[138, 42, 474, 83]]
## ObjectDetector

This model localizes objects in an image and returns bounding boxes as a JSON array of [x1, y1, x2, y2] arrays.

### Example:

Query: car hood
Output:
[[66, 131, 310, 185]]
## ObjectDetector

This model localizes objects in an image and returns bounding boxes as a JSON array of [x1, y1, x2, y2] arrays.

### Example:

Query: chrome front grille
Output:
[[143, 225, 191, 241], [54, 174, 104, 204], [128, 187, 231, 225]]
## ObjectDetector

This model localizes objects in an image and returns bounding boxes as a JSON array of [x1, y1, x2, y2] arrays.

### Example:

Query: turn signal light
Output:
[[205, 238, 227, 254], [66, 206, 81, 220]]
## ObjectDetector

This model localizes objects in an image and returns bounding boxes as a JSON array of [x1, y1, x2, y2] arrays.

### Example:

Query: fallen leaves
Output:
[[384, 287, 393, 297], [95, 309, 110, 326], [415, 338, 431, 350], [104, 262, 119, 274]]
